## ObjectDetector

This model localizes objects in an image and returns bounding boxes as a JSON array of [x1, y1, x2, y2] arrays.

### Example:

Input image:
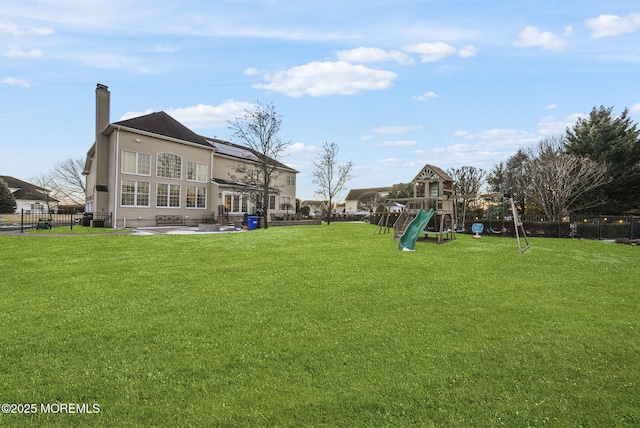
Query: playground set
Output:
[[374, 163, 530, 253]]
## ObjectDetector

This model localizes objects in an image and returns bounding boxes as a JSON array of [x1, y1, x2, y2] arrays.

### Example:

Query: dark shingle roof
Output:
[[112, 111, 212, 147], [345, 187, 392, 201], [111, 111, 297, 172], [0, 176, 57, 201]]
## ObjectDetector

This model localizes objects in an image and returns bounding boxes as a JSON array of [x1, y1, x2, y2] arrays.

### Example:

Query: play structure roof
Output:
[[411, 164, 453, 183]]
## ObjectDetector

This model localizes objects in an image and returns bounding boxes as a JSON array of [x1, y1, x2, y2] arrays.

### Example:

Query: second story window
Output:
[[122, 151, 151, 175], [187, 161, 207, 182], [157, 153, 182, 179]]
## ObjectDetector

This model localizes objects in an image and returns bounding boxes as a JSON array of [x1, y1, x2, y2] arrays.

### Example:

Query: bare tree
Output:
[[487, 149, 530, 215], [524, 136, 611, 219], [357, 190, 384, 213], [312, 142, 354, 225], [228, 101, 290, 229], [447, 166, 486, 226], [27, 173, 58, 215], [49, 158, 86, 207]]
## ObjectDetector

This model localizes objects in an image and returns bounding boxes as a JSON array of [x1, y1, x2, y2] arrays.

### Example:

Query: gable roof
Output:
[[345, 187, 392, 201], [111, 111, 212, 148], [0, 175, 58, 201], [106, 111, 297, 173], [412, 164, 453, 182]]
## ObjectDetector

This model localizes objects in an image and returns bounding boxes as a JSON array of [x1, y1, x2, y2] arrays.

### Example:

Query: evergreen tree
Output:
[[0, 179, 17, 214], [565, 106, 640, 213]]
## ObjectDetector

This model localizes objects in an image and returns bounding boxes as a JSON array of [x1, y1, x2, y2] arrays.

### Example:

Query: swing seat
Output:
[[489, 227, 504, 234]]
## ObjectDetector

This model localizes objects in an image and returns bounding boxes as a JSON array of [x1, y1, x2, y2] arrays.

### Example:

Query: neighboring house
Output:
[[83, 84, 298, 228], [299, 200, 324, 217], [0, 175, 59, 214], [344, 187, 392, 213]]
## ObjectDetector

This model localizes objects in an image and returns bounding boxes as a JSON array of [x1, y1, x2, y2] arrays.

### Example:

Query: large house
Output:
[[84, 84, 297, 228], [0, 175, 59, 214]]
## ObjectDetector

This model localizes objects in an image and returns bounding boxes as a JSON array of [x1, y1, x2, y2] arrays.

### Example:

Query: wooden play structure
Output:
[[375, 164, 456, 244]]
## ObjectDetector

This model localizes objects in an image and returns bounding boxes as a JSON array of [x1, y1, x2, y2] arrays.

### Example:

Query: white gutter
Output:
[[113, 129, 120, 229]]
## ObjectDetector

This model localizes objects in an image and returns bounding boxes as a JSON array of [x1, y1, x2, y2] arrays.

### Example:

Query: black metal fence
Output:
[[458, 214, 640, 240], [370, 212, 640, 241], [325, 213, 369, 222], [17, 210, 112, 232]]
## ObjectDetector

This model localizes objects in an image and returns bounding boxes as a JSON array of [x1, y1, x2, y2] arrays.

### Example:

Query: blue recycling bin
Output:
[[247, 216, 258, 230]]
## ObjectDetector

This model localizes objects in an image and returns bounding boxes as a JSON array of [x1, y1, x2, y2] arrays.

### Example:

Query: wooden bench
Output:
[[155, 215, 185, 226]]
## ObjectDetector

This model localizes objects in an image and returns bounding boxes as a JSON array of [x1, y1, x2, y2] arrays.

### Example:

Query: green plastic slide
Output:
[[398, 208, 436, 251]]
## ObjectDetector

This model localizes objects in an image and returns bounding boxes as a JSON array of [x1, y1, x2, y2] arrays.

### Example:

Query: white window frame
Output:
[[223, 192, 250, 213], [186, 161, 207, 182], [156, 183, 181, 208], [121, 180, 150, 207], [121, 151, 151, 176], [186, 186, 207, 209]]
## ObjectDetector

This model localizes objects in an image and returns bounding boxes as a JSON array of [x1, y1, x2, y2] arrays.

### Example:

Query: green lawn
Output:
[[1, 223, 638, 427]]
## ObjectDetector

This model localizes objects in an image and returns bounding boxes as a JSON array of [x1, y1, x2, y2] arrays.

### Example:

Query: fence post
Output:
[[20, 208, 24, 233], [598, 215, 602, 240]]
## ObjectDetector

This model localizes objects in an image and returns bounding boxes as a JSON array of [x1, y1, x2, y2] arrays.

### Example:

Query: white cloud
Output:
[[282, 142, 318, 168], [473, 128, 537, 144], [119, 109, 155, 121], [251, 61, 397, 97], [0, 22, 54, 36], [631, 103, 640, 115], [458, 44, 478, 58], [166, 100, 256, 129], [379, 140, 416, 147], [537, 113, 585, 135], [513, 26, 568, 51], [378, 158, 402, 167], [244, 67, 266, 76], [586, 13, 640, 38], [371, 125, 422, 134], [336, 47, 414, 65], [2, 77, 31, 87], [545, 104, 558, 110], [453, 130, 470, 138], [285, 142, 317, 154], [412, 91, 438, 102], [5, 46, 43, 58], [404, 41, 457, 62], [151, 44, 177, 53], [120, 100, 255, 129]]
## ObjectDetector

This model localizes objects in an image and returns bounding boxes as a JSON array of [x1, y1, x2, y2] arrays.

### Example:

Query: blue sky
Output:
[[1, 1, 639, 201]]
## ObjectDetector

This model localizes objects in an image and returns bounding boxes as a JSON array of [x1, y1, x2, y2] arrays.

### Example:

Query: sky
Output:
[[1, 0, 640, 201]]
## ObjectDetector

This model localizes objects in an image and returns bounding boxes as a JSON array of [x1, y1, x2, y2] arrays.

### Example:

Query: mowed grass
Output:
[[0, 223, 638, 427]]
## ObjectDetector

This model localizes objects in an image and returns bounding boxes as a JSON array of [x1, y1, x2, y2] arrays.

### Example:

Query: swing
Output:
[[489, 196, 507, 234]]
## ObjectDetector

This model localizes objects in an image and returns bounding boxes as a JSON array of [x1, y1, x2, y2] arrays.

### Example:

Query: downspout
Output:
[[214, 148, 220, 211], [113, 128, 120, 229]]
